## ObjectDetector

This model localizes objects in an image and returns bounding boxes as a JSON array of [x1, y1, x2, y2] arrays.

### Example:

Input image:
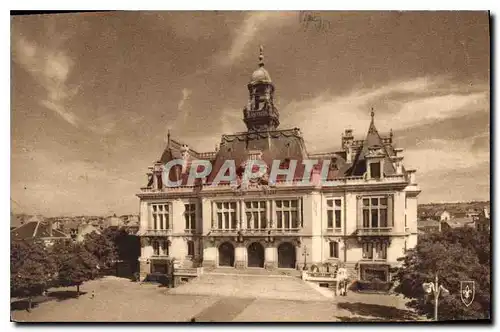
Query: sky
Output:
[[11, 11, 490, 216]]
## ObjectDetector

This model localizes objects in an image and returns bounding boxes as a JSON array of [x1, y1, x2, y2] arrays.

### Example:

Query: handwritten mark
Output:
[[299, 11, 331, 33]]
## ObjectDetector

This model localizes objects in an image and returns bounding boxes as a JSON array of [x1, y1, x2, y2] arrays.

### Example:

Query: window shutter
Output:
[[387, 194, 393, 227], [357, 196, 363, 229]]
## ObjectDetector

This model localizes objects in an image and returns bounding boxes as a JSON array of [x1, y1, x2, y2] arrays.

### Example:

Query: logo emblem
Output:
[[460, 281, 475, 307]]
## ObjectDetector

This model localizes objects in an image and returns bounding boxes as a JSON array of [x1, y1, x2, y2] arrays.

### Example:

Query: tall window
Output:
[[362, 197, 388, 228], [215, 202, 237, 230], [152, 203, 170, 230], [184, 203, 196, 230], [362, 242, 373, 259], [374, 242, 387, 259], [187, 240, 195, 257], [363, 242, 387, 260], [162, 240, 169, 256], [275, 199, 299, 230], [153, 240, 160, 256], [245, 201, 267, 229], [370, 162, 381, 178], [327, 199, 342, 229], [329, 241, 339, 258]]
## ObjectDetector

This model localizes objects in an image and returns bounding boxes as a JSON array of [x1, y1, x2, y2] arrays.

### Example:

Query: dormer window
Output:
[[370, 162, 381, 179]]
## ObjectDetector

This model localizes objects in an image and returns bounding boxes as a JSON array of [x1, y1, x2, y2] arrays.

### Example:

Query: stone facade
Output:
[[136, 48, 421, 282]]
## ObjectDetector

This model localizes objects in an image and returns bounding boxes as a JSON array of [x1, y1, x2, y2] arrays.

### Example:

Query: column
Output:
[[241, 200, 246, 230], [202, 244, 217, 268], [211, 201, 216, 229], [266, 200, 271, 229], [264, 246, 277, 270], [236, 200, 240, 230], [297, 197, 302, 228]]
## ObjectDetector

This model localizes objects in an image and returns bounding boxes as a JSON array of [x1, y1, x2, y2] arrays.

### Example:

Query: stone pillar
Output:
[[139, 258, 151, 281], [202, 245, 217, 269], [241, 201, 246, 230], [235, 245, 246, 269], [264, 246, 277, 269]]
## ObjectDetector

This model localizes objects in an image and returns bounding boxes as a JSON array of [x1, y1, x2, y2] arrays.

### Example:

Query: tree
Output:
[[393, 227, 490, 320], [51, 240, 99, 296], [102, 227, 140, 262], [11, 239, 56, 312], [83, 231, 117, 268]]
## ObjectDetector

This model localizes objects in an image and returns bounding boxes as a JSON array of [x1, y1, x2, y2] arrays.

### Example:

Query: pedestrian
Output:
[[91, 290, 95, 299]]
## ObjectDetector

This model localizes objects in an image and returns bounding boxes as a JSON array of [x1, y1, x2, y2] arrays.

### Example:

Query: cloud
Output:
[[404, 135, 489, 175], [11, 150, 139, 216], [280, 76, 489, 152], [216, 12, 296, 66], [12, 36, 80, 127]]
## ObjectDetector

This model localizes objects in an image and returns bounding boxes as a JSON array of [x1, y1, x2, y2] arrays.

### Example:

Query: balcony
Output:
[[356, 227, 393, 236], [209, 228, 301, 236], [325, 228, 343, 234], [142, 229, 172, 236]]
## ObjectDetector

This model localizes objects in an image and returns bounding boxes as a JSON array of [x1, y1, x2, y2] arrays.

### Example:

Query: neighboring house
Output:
[[470, 208, 490, 232], [441, 217, 474, 231], [136, 48, 421, 283], [466, 208, 480, 219], [105, 215, 123, 228], [417, 219, 441, 234], [74, 224, 101, 242], [11, 217, 70, 246]]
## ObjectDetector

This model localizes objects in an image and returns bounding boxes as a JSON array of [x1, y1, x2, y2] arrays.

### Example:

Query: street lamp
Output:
[[422, 273, 450, 321], [301, 245, 309, 270]]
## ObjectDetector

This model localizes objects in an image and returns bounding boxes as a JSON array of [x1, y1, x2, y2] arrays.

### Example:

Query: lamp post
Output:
[[301, 245, 309, 270], [422, 273, 449, 321]]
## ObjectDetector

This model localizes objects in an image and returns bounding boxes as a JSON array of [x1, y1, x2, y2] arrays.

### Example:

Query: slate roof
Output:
[[150, 117, 401, 188], [11, 221, 69, 241]]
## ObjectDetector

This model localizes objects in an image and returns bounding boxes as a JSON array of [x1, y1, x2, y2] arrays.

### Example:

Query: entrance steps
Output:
[[206, 267, 301, 278]]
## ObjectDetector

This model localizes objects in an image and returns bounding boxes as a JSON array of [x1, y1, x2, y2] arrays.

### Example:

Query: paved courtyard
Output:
[[11, 274, 420, 322]]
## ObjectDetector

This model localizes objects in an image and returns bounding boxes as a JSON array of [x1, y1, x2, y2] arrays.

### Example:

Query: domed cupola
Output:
[[243, 46, 280, 132]]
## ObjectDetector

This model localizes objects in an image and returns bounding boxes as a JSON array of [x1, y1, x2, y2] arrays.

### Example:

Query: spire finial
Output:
[[259, 45, 264, 67], [370, 107, 375, 121], [167, 129, 171, 147]]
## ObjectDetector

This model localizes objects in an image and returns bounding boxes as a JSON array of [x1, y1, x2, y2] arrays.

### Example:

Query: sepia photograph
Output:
[[10, 10, 491, 323]]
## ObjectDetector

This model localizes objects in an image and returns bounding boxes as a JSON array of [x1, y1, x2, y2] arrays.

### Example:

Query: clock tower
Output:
[[243, 46, 280, 132]]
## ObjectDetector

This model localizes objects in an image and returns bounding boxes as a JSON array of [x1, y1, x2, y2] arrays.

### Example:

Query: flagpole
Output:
[[434, 273, 439, 321]]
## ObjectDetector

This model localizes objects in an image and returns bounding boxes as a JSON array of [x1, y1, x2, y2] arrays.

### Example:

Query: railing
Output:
[[274, 228, 301, 233], [356, 227, 393, 236], [325, 228, 343, 234], [209, 228, 301, 234], [210, 228, 239, 234], [150, 255, 170, 260]]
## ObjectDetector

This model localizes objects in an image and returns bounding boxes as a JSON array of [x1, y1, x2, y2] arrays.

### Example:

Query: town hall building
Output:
[[136, 48, 421, 283]]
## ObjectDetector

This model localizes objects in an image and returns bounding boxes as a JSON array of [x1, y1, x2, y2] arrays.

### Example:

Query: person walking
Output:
[[91, 290, 95, 299]]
